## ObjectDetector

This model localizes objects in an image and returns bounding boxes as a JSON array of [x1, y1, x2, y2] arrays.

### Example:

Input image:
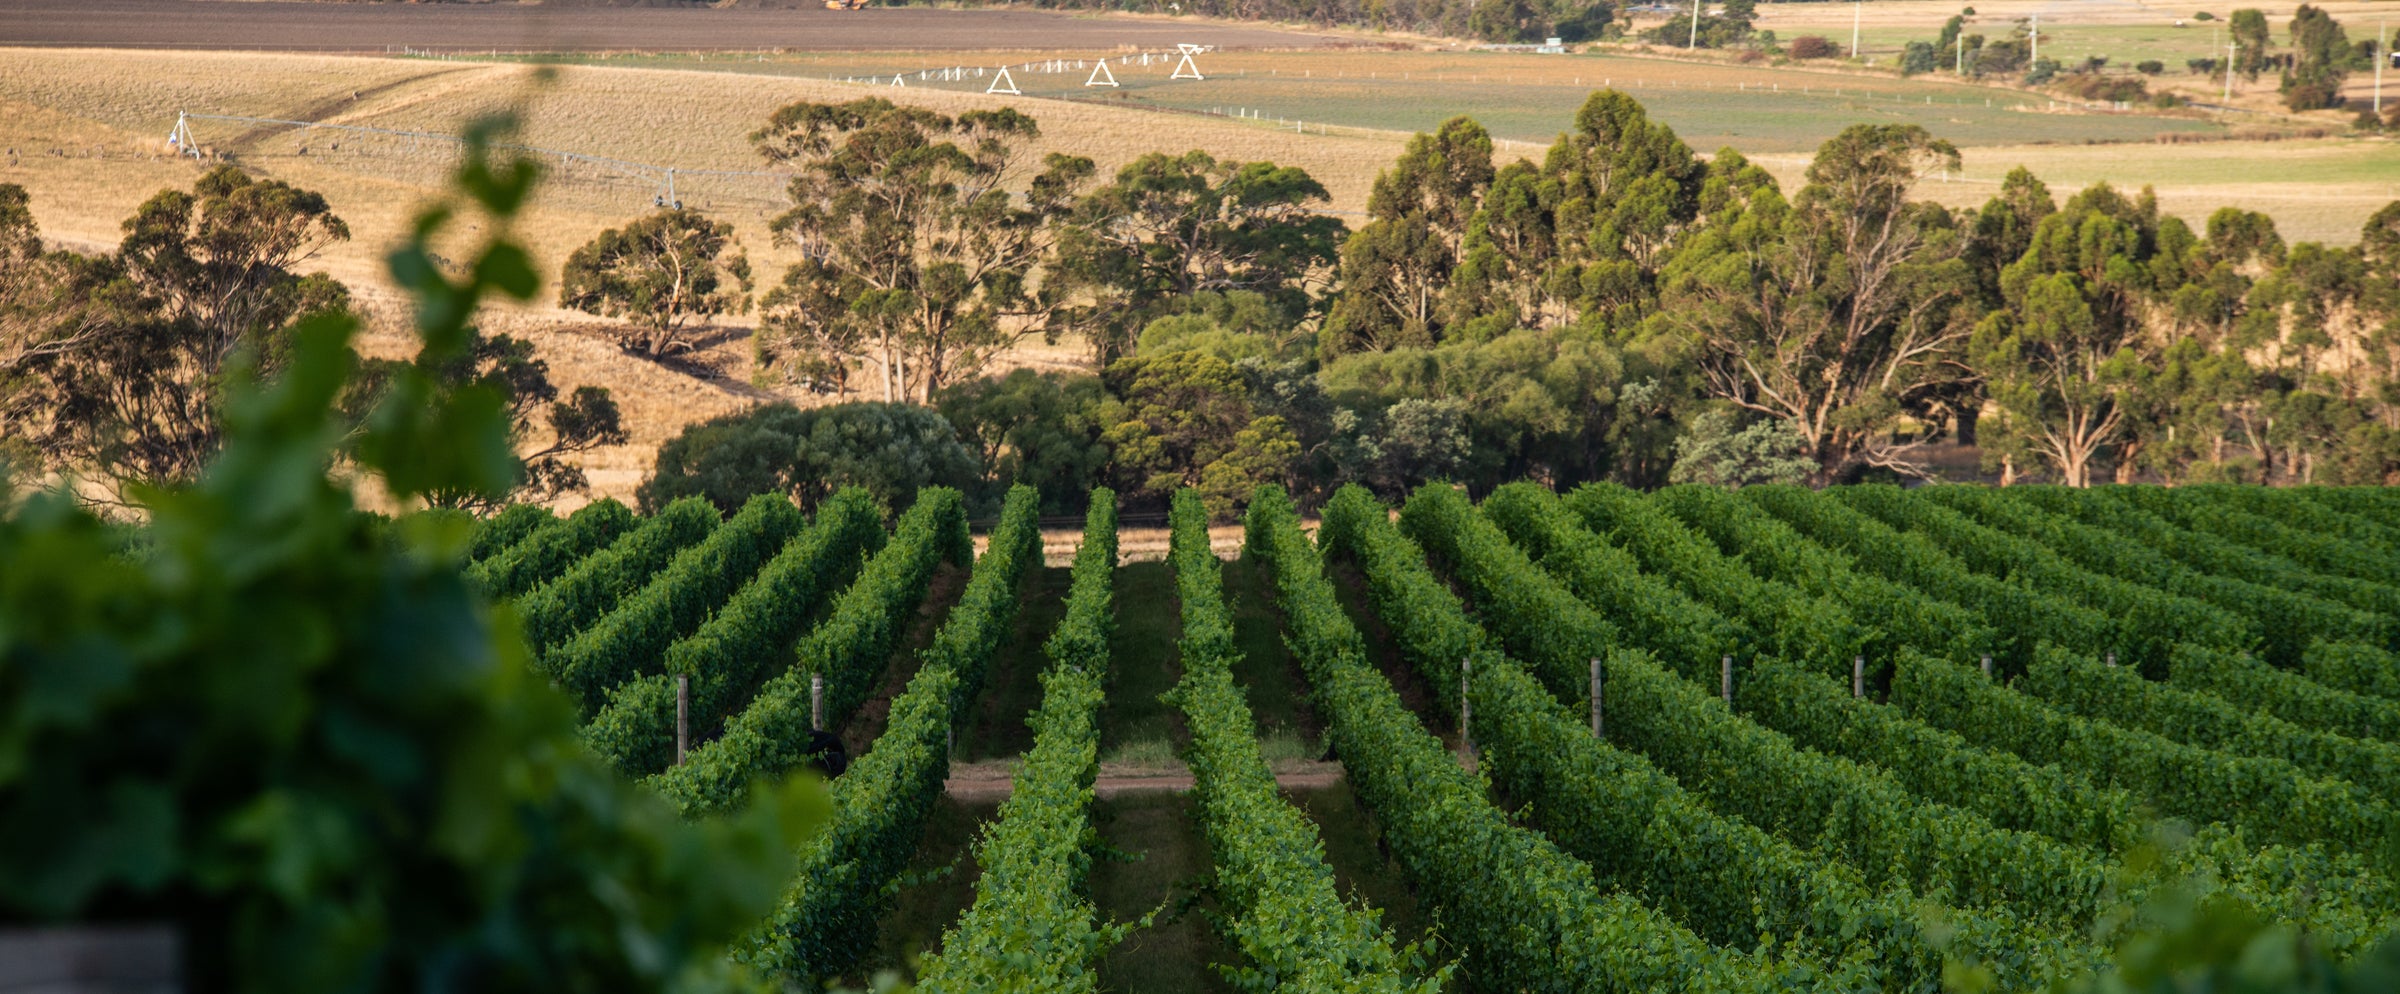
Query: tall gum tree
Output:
[[751, 98, 1092, 403], [1663, 124, 1976, 482], [1971, 183, 2194, 487]]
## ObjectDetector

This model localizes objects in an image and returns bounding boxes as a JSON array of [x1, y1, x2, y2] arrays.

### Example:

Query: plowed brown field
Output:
[[0, 0, 1355, 52]]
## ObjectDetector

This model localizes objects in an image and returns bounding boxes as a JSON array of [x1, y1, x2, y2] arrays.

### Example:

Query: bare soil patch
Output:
[[0, 0, 1356, 52]]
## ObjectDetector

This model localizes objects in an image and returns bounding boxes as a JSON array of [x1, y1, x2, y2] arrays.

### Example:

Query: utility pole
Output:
[[2378, 21, 2388, 118], [1957, 32, 1965, 74], [1690, 0, 1702, 50], [2030, 12, 2038, 66], [1852, 0, 1862, 58]]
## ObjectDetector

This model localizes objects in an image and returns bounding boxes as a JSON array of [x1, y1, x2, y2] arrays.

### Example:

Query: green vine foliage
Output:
[[1163, 487, 1448, 994], [1261, 486, 1779, 994], [467, 498, 635, 599], [2015, 486, 2400, 627], [1928, 486, 2384, 666], [2018, 648, 2400, 807], [1734, 661, 2146, 853], [515, 496, 720, 657], [2304, 639, 2400, 704], [465, 502, 554, 563], [1397, 483, 1616, 706], [0, 113, 825, 993], [1834, 485, 2258, 675], [1376, 484, 2098, 990], [2150, 486, 2400, 586], [1563, 482, 1865, 675], [552, 493, 807, 716], [1651, 484, 1994, 678], [1890, 647, 2400, 857], [2167, 645, 2400, 745], [2254, 491, 2400, 555], [582, 488, 885, 777], [1601, 647, 2111, 929], [1736, 484, 2112, 677], [1478, 482, 1741, 681], [2104, 487, 2400, 616], [742, 484, 1041, 989], [649, 487, 967, 818], [916, 489, 1121, 992]]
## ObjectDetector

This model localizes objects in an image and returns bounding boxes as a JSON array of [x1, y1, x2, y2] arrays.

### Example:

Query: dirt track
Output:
[[0, 0, 1353, 51]]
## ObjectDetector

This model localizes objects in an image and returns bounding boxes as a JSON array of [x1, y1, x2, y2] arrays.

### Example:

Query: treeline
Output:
[[0, 175, 625, 509], [637, 89, 2400, 520], [7, 90, 2397, 518]]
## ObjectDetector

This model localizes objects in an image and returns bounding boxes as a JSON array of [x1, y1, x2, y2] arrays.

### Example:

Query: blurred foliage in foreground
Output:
[[0, 114, 826, 992]]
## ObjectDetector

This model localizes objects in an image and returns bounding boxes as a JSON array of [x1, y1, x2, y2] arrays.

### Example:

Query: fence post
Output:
[[810, 672, 824, 732], [2106, 652, 2117, 668], [1853, 656, 1865, 698], [1721, 655, 1733, 704], [1981, 653, 1993, 679], [1460, 657, 1474, 762], [1591, 657, 1604, 739], [675, 674, 690, 765]]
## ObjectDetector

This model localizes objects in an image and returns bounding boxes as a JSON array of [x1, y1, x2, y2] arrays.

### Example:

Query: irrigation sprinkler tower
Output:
[[2372, 21, 2389, 112], [167, 111, 200, 158], [1172, 43, 1207, 80]]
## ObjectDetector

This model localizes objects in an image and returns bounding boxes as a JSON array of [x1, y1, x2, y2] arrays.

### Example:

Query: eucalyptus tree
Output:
[[1661, 125, 1978, 482], [1320, 117, 1494, 353], [1971, 183, 2193, 487], [1046, 149, 1341, 368], [0, 168, 349, 498], [558, 207, 751, 358], [750, 98, 1092, 402]]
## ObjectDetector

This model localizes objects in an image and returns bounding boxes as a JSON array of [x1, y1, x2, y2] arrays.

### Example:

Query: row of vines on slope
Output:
[[650, 488, 968, 817], [744, 485, 1043, 988], [1163, 487, 1446, 993], [584, 489, 885, 776], [916, 490, 1121, 992], [1376, 483, 2097, 990], [1255, 485, 1786, 994]]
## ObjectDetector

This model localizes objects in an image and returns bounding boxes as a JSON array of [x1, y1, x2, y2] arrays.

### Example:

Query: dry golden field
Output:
[[3, 41, 2394, 505]]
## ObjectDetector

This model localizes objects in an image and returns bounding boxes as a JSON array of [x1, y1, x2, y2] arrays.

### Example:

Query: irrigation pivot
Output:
[[1172, 43, 1207, 81]]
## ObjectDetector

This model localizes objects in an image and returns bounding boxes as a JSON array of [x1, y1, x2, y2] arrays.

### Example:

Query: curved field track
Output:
[[0, 0, 1356, 52]]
